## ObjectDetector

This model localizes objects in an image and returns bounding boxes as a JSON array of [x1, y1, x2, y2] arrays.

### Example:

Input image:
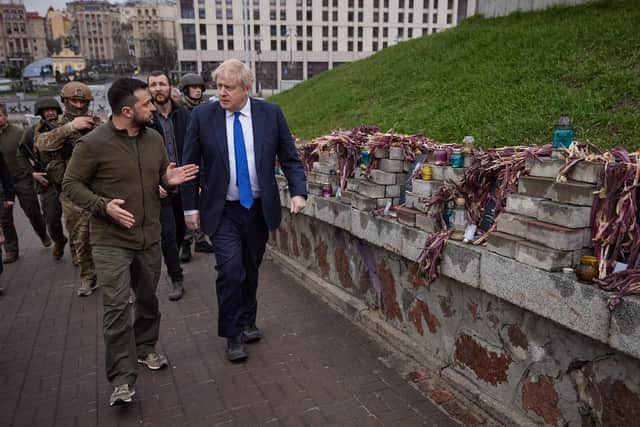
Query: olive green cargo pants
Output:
[[92, 243, 162, 387]]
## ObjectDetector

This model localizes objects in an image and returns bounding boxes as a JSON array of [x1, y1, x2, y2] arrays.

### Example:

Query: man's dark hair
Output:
[[108, 78, 147, 115], [0, 103, 6, 115], [147, 70, 170, 86]]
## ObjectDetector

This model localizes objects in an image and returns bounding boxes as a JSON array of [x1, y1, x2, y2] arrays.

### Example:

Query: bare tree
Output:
[[139, 32, 176, 72]]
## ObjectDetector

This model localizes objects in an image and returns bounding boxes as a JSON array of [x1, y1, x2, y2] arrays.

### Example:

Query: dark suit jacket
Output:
[[181, 98, 307, 235]]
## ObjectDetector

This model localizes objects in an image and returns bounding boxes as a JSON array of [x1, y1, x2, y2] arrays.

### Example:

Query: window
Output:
[[348, 27, 353, 37], [227, 39, 234, 49], [180, 0, 194, 19], [271, 40, 277, 50], [398, 28, 404, 38], [434, 0, 439, 8], [373, 27, 378, 37], [254, 25, 260, 35], [200, 24, 206, 35], [322, 11, 328, 21], [332, 27, 337, 37], [358, 11, 362, 22], [332, 40, 337, 50], [297, 40, 303, 50], [181, 24, 196, 49], [398, 13, 404, 22], [281, 40, 286, 50], [348, 0, 353, 6], [383, 12, 388, 22], [373, 12, 379, 22], [383, 27, 388, 37], [199, 8, 205, 18], [306, 26, 312, 36], [408, 28, 413, 37], [357, 41, 362, 51], [348, 11, 353, 21], [372, 41, 378, 51], [408, 13, 413, 23], [200, 39, 207, 49], [296, 10, 302, 20], [270, 25, 276, 35], [347, 41, 353, 51], [307, 40, 312, 50], [422, 13, 427, 22], [332, 11, 337, 21], [448, 0, 453, 8], [322, 40, 328, 51], [280, 9, 286, 19], [399, 0, 404, 7], [446, 13, 452, 23], [358, 27, 362, 37], [374, 0, 379, 6], [306, 10, 312, 20], [227, 24, 233, 35], [322, 26, 328, 37], [432, 13, 437, 23], [280, 25, 286, 36]]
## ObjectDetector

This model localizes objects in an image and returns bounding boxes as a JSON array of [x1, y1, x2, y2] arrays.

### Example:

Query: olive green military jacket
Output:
[[62, 120, 172, 250], [0, 123, 27, 180]]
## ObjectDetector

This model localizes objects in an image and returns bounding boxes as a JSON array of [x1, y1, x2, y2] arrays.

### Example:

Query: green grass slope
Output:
[[269, 0, 640, 150]]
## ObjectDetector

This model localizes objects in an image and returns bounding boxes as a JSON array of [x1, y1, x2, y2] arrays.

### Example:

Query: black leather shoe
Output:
[[180, 243, 192, 263], [194, 240, 214, 253], [242, 325, 263, 343], [226, 335, 248, 362]]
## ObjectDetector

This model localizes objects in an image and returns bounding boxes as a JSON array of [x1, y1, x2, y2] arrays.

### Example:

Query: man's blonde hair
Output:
[[212, 59, 254, 90]]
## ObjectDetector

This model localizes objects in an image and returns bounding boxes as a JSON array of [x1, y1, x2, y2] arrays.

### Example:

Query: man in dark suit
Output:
[[182, 59, 307, 362]]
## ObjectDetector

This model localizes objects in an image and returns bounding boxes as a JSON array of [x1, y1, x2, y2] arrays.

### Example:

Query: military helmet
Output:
[[60, 81, 92, 102], [34, 97, 62, 116], [180, 73, 205, 92]]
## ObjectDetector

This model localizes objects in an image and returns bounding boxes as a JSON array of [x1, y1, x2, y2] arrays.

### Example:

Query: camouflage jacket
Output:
[[34, 115, 101, 188]]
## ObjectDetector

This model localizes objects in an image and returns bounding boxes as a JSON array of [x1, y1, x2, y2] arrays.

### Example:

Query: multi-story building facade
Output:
[[121, 1, 178, 70], [0, 0, 31, 72], [66, 0, 119, 63], [46, 8, 73, 41], [177, 0, 474, 92], [27, 12, 47, 60]]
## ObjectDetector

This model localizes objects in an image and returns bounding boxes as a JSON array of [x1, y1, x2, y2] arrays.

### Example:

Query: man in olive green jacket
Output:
[[0, 103, 50, 262], [62, 78, 199, 407]]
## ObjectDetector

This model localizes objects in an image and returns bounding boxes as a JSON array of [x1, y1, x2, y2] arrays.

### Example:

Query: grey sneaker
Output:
[[137, 352, 169, 370], [109, 384, 135, 406], [76, 279, 98, 297]]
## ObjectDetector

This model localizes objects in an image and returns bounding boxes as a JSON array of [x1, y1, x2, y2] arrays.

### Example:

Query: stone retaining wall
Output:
[[268, 192, 640, 426]]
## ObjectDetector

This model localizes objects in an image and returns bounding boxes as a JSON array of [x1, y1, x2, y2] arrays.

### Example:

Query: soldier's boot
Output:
[[40, 235, 52, 248], [168, 280, 184, 301], [3, 252, 18, 264], [77, 278, 98, 297], [52, 237, 67, 260]]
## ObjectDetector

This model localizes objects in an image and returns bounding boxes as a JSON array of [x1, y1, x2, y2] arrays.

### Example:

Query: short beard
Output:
[[133, 112, 152, 128], [153, 93, 170, 105]]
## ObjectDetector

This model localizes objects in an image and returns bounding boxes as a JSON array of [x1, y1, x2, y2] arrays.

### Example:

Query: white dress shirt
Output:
[[225, 100, 261, 201]]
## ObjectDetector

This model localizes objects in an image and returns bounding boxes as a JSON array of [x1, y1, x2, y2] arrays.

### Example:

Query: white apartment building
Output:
[[177, 0, 474, 92]]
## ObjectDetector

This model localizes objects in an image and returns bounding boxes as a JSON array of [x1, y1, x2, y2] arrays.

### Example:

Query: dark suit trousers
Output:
[[160, 194, 185, 282], [212, 200, 269, 338]]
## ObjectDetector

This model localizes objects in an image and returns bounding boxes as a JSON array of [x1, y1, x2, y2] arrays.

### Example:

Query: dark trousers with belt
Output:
[[212, 200, 269, 338], [160, 194, 185, 282]]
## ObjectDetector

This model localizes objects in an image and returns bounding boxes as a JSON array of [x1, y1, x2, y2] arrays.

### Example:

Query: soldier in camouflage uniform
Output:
[[17, 97, 68, 260], [178, 73, 214, 262], [34, 82, 100, 296]]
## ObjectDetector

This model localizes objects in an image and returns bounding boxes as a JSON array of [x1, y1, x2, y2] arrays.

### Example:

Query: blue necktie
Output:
[[233, 112, 253, 209]]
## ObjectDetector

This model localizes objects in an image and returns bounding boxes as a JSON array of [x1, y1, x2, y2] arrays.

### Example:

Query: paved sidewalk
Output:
[[0, 210, 460, 426]]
